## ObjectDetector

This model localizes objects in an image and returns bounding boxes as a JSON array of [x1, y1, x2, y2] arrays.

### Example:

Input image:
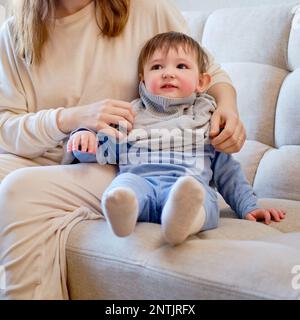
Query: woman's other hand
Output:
[[209, 108, 246, 153], [207, 82, 246, 154]]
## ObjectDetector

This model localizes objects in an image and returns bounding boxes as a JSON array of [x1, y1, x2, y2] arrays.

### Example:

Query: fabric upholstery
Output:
[[67, 219, 300, 300], [201, 6, 293, 69], [222, 63, 288, 146], [275, 69, 300, 147]]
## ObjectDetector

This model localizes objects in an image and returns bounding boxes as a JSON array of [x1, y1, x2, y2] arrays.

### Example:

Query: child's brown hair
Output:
[[138, 31, 209, 78]]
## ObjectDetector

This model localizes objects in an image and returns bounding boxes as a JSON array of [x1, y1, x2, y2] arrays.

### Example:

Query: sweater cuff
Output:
[[49, 108, 69, 142]]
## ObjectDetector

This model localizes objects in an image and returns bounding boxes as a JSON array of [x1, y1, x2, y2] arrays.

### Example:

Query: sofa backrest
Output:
[[183, 3, 300, 201], [0, 5, 5, 26]]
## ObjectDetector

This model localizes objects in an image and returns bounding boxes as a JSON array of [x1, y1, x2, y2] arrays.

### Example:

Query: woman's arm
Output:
[[0, 21, 68, 158], [208, 83, 246, 153], [0, 20, 135, 159], [204, 49, 246, 154]]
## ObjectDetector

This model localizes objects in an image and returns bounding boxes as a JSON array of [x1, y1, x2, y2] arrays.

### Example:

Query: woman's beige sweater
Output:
[[0, 0, 232, 162]]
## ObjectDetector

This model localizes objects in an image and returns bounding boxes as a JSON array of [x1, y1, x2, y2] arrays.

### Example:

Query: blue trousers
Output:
[[102, 172, 219, 231]]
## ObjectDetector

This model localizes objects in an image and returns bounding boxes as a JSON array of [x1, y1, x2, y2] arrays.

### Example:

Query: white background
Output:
[[171, 0, 298, 11]]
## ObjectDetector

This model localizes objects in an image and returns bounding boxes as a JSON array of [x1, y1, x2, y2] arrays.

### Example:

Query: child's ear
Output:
[[196, 73, 211, 93]]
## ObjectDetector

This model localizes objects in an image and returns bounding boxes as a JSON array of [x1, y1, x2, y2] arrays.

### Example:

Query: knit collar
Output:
[[139, 82, 197, 115]]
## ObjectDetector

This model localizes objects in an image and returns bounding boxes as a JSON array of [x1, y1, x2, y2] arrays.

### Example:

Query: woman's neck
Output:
[[55, 0, 93, 18]]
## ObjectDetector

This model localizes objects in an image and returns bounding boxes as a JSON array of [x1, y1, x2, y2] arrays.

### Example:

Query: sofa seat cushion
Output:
[[66, 219, 300, 299], [195, 218, 281, 240], [219, 197, 300, 233], [260, 232, 300, 251]]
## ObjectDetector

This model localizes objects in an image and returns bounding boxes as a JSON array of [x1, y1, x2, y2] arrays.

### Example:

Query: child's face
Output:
[[142, 47, 204, 98]]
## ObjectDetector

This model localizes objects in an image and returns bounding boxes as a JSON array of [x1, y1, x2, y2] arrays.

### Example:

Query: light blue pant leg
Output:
[[158, 176, 219, 232], [201, 185, 219, 231], [102, 172, 158, 223]]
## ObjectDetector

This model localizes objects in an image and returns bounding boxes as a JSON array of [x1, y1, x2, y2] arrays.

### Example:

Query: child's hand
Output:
[[245, 208, 286, 225], [67, 131, 97, 154]]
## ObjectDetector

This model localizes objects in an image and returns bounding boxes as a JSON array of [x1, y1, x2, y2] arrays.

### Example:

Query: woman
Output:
[[0, 0, 245, 299]]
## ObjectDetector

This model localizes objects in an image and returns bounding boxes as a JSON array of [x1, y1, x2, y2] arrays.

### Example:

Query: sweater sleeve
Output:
[[0, 20, 67, 159], [211, 151, 259, 219], [158, 0, 232, 89]]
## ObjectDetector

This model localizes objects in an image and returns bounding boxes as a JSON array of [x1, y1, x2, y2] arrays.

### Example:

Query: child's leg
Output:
[[161, 176, 206, 246], [102, 172, 156, 237]]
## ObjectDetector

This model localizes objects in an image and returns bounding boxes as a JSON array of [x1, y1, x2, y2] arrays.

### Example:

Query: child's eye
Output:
[[177, 64, 188, 69], [151, 64, 163, 70]]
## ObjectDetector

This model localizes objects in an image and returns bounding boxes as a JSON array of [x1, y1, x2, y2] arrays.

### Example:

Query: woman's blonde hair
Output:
[[11, 0, 130, 64]]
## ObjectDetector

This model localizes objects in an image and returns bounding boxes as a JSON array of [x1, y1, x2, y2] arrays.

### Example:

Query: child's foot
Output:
[[102, 187, 138, 237], [161, 176, 206, 246]]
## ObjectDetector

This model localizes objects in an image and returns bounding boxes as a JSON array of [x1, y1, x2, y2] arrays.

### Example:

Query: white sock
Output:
[[102, 187, 138, 237], [161, 176, 206, 246]]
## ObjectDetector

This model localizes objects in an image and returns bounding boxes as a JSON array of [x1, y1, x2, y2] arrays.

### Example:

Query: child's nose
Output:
[[162, 71, 175, 79]]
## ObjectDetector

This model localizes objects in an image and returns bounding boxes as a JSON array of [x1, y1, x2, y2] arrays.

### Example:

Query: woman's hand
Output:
[[209, 108, 246, 153], [207, 82, 246, 154], [245, 208, 286, 225], [57, 99, 135, 139]]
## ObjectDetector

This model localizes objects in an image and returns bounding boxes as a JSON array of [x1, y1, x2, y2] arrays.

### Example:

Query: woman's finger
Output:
[[109, 106, 135, 125], [212, 122, 245, 151], [100, 124, 124, 140], [97, 114, 133, 132], [210, 115, 238, 146], [209, 112, 221, 138], [103, 99, 135, 117]]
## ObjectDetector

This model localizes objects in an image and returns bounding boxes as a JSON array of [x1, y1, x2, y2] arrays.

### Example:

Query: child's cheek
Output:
[[180, 78, 197, 95], [145, 79, 160, 95]]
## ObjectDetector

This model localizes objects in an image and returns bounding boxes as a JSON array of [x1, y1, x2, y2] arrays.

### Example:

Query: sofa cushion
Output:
[[275, 69, 300, 147], [201, 5, 293, 69], [219, 197, 300, 233], [253, 147, 300, 201], [66, 219, 300, 300], [232, 140, 271, 186], [222, 63, 288, 146], [288, 5, 300, 70], [182, 11, 210, 42]]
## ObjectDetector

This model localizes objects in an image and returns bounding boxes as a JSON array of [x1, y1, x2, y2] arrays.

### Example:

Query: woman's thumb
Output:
[[210, 113, 220, 138]]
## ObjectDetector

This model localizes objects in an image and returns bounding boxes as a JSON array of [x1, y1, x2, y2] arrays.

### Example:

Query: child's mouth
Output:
[[161, 84, 177, 89]]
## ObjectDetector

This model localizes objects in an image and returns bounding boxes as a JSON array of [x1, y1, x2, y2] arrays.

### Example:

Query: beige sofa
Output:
[[64, 1, 300, 299]]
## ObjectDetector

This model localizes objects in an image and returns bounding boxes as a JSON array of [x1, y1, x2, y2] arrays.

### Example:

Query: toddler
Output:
[[64, 32, 285, 245]]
